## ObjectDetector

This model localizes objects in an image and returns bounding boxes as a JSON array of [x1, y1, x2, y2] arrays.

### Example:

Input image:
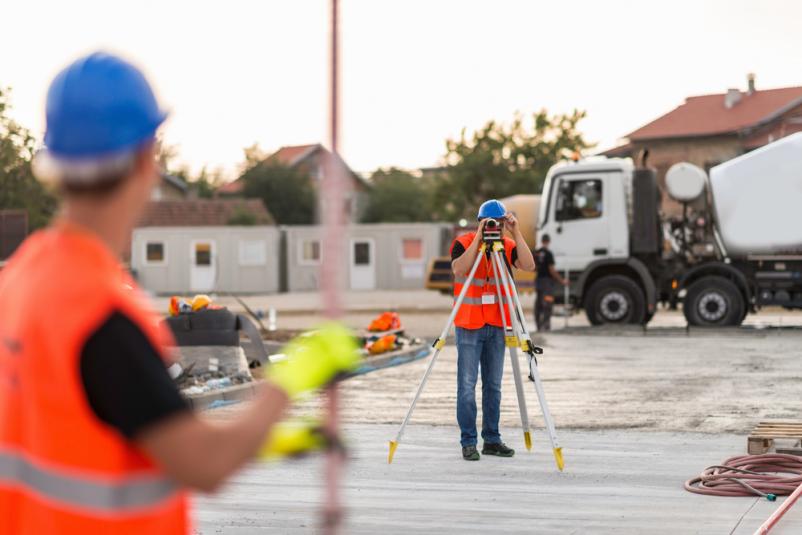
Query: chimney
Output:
[[747, 72, 756, 95], [724, 88, 742, 109]]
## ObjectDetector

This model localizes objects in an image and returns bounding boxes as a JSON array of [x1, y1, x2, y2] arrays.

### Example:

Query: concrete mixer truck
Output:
[[538, 132, 802, 326]]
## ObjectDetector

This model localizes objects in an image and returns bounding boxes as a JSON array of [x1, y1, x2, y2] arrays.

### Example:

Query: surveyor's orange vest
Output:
[[0, 223, 189, 534], [451, 232, 515, 329]]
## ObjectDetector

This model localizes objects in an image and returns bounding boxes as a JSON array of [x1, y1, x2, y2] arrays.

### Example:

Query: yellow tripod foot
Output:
[[388, 441, 398, 464], [524, 431, 532, 451], [553, 447, 564, 471]]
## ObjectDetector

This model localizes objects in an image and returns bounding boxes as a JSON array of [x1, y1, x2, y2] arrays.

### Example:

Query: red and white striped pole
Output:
[[321, 0, 349, 532], [754, 483, 802, 534]]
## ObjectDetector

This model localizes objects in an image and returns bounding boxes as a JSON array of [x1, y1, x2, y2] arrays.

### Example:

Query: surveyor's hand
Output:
[[266, 322, 361, 398], [504, 213, 519, 232], [473, 219, 487, 245], [258, 418, 332, 460]]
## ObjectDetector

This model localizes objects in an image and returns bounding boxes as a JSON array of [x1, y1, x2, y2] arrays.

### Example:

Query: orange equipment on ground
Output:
[[366, 334, 398, 355], [367, 312, 401, 332]]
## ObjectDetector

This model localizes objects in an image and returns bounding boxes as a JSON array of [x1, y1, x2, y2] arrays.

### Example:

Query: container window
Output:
[[239, 240, 267, 266], [354, 242, 371, 265], [145, 242, 165, 264], [300, 240, 321, 264], [402, 238, 423, 261], [195, 243, 212, 266]]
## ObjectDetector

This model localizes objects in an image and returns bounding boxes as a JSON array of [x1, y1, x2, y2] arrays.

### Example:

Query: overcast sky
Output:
[[3, 0, 802, 178]]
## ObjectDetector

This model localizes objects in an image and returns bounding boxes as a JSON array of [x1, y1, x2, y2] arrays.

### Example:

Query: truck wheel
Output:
[[585, 275, 647, 325], [683, 276, 744, 327]]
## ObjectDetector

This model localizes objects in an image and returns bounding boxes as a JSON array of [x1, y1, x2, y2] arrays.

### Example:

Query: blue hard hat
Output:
[[477, 199, 507, 220], [44, 52, 167, 159]]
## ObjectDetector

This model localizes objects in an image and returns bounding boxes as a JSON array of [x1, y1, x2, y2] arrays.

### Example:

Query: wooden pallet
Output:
[[748, 421, 802, 454]]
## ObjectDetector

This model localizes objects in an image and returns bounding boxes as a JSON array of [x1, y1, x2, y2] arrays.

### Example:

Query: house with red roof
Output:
[[218, 143, 369, 221], [603, 75, 802, 213]]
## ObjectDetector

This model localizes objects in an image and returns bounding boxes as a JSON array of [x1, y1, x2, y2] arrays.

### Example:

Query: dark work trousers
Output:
[[535, 278, 556, 331]]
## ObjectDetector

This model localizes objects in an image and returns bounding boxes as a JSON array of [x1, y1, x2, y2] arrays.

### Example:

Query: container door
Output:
[[190, 240, 216, 292], [350, 239, 376, 290]]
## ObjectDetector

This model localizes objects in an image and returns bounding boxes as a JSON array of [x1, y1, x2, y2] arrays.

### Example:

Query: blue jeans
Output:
[[456, 325, 505, 447]]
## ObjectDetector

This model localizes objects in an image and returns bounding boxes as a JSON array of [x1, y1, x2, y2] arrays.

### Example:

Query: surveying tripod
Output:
[[387, 235, 564, 471]]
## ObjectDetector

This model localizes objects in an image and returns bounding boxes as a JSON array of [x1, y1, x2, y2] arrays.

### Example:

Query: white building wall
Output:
[[284, 223, 449, 292], [131, 226, 280, 294]]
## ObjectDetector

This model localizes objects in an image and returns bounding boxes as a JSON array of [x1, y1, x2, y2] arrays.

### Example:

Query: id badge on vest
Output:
[[481, 293, 496, 305]]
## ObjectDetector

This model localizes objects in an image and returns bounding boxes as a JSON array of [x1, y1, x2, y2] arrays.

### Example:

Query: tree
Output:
[[239, 161, 316, 224], [227, 207, 257, 225], [189, 166, 226, 199], [361, 168, 436, 223], [0, 87, 57, 230], [433, 109, 594, 221]]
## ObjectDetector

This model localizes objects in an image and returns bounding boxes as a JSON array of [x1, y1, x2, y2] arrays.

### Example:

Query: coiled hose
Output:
[[685, 454, 802, 501]]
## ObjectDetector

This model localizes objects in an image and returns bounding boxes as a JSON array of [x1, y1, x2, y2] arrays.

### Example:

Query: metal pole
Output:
[[564, 269, 570, 329], [388, 247, 486, 463]]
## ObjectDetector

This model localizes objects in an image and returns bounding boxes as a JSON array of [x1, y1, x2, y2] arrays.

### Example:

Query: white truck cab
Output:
[[538, 159, 632, 270]]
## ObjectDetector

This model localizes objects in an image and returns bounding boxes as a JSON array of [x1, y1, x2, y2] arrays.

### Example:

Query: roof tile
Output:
[[137, 199, 274, 227], [628, 86, 802, 140]]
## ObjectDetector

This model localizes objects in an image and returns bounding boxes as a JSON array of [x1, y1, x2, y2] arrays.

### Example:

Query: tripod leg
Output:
[[527, 356, 563, 470], [388, 247, 486, 463], [494, 247, 564, 471], [490, 247, 532, 451]]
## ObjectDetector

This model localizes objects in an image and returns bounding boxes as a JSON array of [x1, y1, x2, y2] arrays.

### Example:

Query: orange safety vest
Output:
[[451, 232, 516, 330], [0, 223, 189, 534]]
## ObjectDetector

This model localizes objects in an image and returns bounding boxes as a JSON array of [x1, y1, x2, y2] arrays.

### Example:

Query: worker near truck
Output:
[[533, 234, 567, 331], [450, 199, 536, 461], [0, 52, 359, 534]]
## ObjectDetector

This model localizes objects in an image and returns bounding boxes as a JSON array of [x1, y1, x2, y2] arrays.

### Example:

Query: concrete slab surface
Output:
[[212, 330, 802, 435], [193, 424, 802, 534], [196, 321, 802, 534]]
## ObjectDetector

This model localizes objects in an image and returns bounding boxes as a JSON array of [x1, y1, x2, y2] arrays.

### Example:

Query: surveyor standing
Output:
[[533, 233, 568, 331], [450, 200, 536, 461], [0, 52, 359, 534]]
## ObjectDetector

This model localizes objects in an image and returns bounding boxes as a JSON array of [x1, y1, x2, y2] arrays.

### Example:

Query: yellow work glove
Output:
[[258, 418, 330, 460], [266, 322, 361, 398]]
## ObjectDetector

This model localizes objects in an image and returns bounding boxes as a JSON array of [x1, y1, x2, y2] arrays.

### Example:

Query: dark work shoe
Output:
[[462, 446, 480, 461], [482, 442, 515, 457]]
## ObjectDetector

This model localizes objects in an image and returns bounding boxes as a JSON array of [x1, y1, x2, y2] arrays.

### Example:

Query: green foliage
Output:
[[361, 168, 436, 223], [239, 161, 316, 224], [157, 140, 220, 199], [227, 207, 258, 225], [433, 109, 593, 221], [0, 87, 57, 230], [190, 167, 225, 199]]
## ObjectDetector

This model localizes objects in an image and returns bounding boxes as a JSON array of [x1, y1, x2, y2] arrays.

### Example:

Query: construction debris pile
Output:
[[164, 294, 257, 397], [163, 300, 430, 401]]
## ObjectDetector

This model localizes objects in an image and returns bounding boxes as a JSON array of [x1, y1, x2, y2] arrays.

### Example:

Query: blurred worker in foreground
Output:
[[0, 52, 359, 534], [450, 200, 535, 461], [533, 234, 567, 331]]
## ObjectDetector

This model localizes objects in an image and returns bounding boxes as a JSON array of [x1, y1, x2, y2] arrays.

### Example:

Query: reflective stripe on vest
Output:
[[461, 296, 512, 305], [0, 449, 178, 513], [453, 276, 485, 289]]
